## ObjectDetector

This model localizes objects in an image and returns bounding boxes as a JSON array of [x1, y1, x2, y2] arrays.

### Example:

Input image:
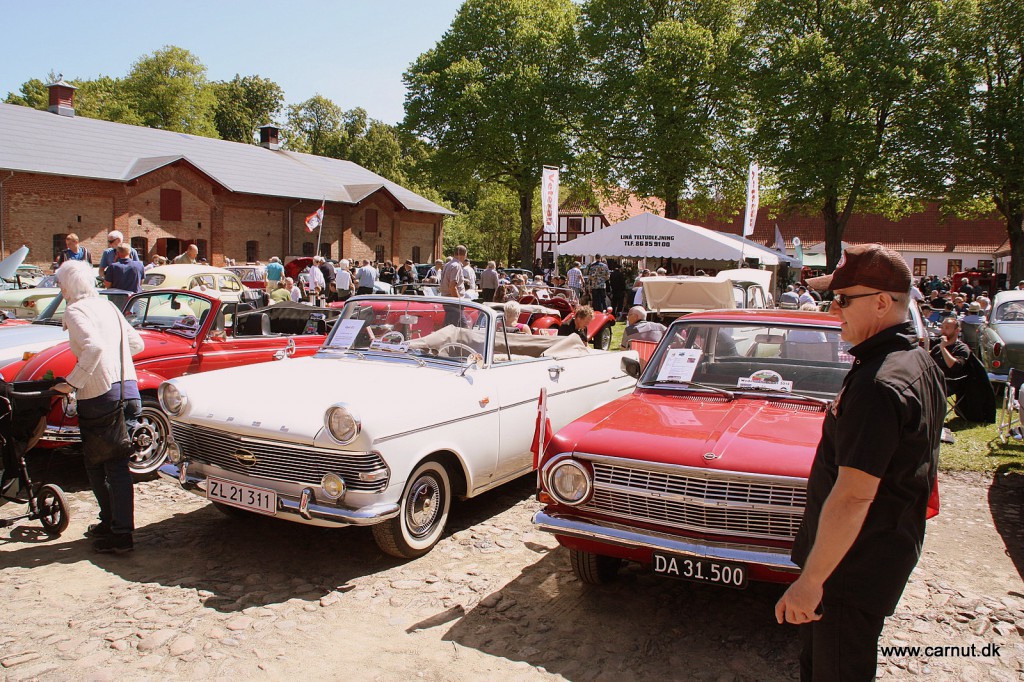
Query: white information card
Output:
[[329, 319, 365, 348], [655, 348, 703, 383]]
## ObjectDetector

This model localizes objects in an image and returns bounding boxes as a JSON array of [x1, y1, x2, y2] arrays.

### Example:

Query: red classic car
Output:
[[1, 291, 337, 476], [534, 309, 856, 587], [512, 287, 617, 350]]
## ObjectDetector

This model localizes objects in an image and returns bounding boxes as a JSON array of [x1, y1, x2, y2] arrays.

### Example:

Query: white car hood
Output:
[[171, 354, 481, 444], [0, 325, 67, 367]]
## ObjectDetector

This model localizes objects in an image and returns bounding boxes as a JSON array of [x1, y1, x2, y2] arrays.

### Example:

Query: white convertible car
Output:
[[158, 295, 637, 558]]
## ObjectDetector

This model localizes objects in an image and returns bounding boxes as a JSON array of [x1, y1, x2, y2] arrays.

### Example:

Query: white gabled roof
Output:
[[0, 103, 453, 216]]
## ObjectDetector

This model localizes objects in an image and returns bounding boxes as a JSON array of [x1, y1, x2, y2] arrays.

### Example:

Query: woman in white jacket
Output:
[[53, 260, 144, 553]]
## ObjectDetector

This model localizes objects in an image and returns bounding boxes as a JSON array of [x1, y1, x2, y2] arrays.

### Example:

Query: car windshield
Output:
[[34, 290, 128, 326], [641, 321, 852, 399], [36, 275, 58, 288], [995, 301, 1024, 322], [322, 297, 488, 363], [143, 273, 166, 287], [227, 267, 263, 282], [124, 292, 212, 339]]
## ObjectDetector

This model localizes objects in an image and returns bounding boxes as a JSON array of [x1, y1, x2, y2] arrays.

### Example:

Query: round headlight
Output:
[[548, 459, 592, 506], [166, 440, 182, 464], [159, 383, 187, 416], [321, 473, 346, 500], [325, 404, 361, 444]]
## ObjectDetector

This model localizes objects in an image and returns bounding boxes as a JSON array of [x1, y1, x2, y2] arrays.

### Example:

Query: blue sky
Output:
[[1, 0, 466, 125]]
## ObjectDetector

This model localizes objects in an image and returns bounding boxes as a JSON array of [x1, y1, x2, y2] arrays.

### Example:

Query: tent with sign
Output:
[[558, 212, 783, 265]]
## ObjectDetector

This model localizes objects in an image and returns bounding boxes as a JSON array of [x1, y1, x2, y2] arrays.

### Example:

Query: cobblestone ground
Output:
[[0, 453, 1022, 681]]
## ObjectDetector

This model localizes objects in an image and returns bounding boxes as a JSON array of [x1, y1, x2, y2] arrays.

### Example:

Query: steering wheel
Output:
[[379, 330, 405, 344], [438, 342, 479, 360]]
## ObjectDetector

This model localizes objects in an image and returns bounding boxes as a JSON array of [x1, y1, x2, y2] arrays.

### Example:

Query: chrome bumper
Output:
[[533, 510, 800, 573], [159, 462, 399, 527], [43, 424, 80, 443]]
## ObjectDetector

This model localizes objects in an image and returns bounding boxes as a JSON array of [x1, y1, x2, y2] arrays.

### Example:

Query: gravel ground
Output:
[[0, 453, 1022, 681]]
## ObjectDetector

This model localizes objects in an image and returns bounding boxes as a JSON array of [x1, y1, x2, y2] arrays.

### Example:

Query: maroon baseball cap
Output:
[[806, 243, 911, 293]]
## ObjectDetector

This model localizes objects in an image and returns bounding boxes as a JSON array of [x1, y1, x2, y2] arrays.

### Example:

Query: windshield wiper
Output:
[[651, 379, 735, 400], [737, 385, 829, 405]]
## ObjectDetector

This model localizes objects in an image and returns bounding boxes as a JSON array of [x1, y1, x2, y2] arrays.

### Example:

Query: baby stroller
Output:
[[0, 379, 70, 536]]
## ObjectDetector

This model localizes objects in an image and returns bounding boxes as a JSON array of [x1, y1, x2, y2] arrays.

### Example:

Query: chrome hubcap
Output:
[[406, 476, 441, 538]]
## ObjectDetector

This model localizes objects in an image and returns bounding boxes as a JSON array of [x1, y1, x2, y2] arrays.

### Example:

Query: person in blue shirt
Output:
[[103, 244, 144, 293], [55, 233, 92, 267], [98, 230, 139, 281], [265, 256, 285, 291]]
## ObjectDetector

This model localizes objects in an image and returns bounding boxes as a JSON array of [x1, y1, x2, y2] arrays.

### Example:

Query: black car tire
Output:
[[373, 459, 451, 559], [593, 325, 612, 351], [570, 548, 621, 585], [129, 396, 171, 480]]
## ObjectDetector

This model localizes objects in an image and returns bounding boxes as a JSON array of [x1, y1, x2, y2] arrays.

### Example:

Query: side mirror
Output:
[[621, 356, 641, 379]]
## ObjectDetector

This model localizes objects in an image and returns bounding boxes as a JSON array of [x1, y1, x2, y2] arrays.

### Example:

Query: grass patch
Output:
[[610, 319, 625, 350]]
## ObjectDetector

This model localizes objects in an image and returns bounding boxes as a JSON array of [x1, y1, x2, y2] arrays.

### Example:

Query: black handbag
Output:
[[79, 304, 132, 467]]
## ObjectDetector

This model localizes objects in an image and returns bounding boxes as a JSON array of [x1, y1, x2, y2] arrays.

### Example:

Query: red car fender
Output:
[[134, 369, 170, 394], [586, 313, 616, 341], [0, 360, 28, 382], [530, 315, 561, 331]]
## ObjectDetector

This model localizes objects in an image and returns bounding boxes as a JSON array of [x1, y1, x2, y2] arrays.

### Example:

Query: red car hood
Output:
[[15, 329, 194, 380], [559, 389, 826, 480]]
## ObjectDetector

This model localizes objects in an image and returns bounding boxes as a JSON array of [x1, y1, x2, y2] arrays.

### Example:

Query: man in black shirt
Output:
[[930, 316, 970, 384], [777, 244, 945, 681]]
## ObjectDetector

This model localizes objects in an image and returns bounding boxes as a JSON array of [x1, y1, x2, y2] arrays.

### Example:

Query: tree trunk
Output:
[[1007, 212, 1024, 285], [664, 196, 679, 220], [821, 195, 846, 272], [518, 188, 534, 270]]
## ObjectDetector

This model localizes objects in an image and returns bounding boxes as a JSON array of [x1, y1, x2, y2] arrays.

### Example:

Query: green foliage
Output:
[[122, 46, 218, 137], [576, 0, 750, 220], [404, 0, 579, 267], [74, 76, 143, 126], [746, 0, 947, 268], [284, 94, 343, 155], [212, 74, 284, 143], [442, 183, 540, 266], [4, 78, 48, 109]]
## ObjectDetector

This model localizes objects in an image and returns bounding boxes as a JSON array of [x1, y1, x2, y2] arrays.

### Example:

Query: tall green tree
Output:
[[577, 0, 750, 220], [4, 78, 48, 109], [74, 76, 143, 125], [284, 94, 343, 155], [747, 0, 947, 269], [404, 0, 578, 268], [940, 0, 1024, 282], [122, 46, 218, 137], [212, 74, 285, 143]]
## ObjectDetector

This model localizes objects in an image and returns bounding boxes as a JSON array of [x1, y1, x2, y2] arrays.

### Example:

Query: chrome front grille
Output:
[[172, 422, 389, 492], [578, 456, 805, 541]]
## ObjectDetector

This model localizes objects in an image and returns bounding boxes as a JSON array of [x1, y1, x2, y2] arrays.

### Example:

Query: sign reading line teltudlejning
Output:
[[621, 234, 675, 248]]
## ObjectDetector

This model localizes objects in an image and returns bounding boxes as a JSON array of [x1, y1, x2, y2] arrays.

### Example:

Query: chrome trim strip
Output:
[[373, 407, 500, 444], [43, 424, 80, 442], [532, 510, 799, 572], [159, 463, 399, 526], [575, 452, 808, 488]]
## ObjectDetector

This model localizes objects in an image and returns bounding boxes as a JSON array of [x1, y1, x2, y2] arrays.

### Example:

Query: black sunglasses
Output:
[[833, 291, 900, 308]]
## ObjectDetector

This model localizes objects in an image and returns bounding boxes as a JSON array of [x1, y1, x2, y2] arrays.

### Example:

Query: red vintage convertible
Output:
[[534, 309, 927, 588], [504, 286, 617, 350], [0, 291, 337, 476]]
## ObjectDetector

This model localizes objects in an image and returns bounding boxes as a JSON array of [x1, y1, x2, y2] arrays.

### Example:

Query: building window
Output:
[[567, 217, 582, 233], [246, 241, 259, 263], [947, 259, 962, 276], [375, 245, 385, 263], [52, 233, 68, 261], [319, 244, 332, 260], [160, 189, 182, 221], [412, 246, 421, 263], [193, 239, 208, 261], [913, 258, 927, 277], [978, 259, 994, 271], [131, 237, 148, 260], [302, 242, 315, 257], [365, 209, 378, 233]]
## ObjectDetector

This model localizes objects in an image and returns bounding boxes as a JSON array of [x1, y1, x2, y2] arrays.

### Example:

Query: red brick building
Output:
[[0, 81, 451, 268]]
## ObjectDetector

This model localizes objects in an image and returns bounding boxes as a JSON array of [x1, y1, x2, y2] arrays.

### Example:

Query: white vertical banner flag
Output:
[[542, 166, 559, 234], [742, 162, 759, 237], [774, 224, 786, 253]]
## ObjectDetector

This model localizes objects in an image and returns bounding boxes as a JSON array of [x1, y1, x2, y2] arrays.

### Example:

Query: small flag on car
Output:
[[305, 201, 325, 232]]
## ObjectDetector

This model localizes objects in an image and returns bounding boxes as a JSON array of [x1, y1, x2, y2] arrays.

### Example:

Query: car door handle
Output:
[[548, 365, 566, 378]]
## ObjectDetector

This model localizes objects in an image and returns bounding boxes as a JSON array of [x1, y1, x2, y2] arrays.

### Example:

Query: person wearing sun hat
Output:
[[776, 243, 946, 681]]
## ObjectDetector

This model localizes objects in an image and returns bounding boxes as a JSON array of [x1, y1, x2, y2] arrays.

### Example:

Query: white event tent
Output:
[[558, 212, 784, 265]]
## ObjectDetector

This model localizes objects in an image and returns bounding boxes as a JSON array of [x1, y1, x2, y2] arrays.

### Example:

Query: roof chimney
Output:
[[46, 75, 76, 117], [258, 124, 280, 150]]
